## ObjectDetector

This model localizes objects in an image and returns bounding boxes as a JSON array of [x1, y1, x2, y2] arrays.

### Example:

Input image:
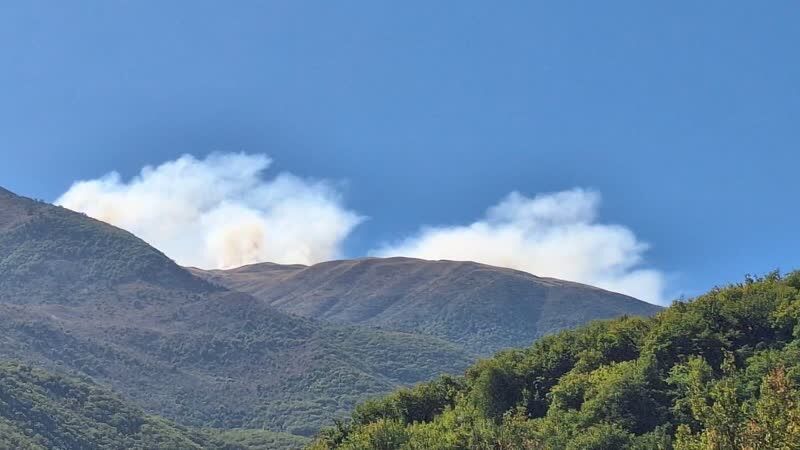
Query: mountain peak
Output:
[[0, 187, 206, 299]]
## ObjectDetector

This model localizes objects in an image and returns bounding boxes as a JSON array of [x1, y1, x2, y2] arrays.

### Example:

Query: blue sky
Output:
[[1, 1, 798, 302]]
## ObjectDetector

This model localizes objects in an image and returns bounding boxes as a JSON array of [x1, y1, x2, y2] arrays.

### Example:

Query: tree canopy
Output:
[[311, 271, 800, 450]]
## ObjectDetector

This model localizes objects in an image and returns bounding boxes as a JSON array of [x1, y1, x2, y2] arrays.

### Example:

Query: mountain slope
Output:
[[193, 258, 661, 355], [0, 361, 232, 450], [312, 271, 800, 449], [0, 187, 201, 298], [0, 187, 473, 436], [0, 361, 310, 450]]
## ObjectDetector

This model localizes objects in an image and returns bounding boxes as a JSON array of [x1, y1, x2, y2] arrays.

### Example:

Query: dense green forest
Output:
[[0, 361, 311, 450], [311, 271, 800, 449], [0, 361, 225, 449]]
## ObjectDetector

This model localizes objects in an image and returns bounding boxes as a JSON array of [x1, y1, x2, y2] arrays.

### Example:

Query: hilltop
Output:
[[193, 258, 660, 355]]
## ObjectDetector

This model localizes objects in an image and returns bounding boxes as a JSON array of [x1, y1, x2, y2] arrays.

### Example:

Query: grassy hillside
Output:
[[0, 187, 473, 437], [311, 271, 800, 449], [193, 258, 660, 355]]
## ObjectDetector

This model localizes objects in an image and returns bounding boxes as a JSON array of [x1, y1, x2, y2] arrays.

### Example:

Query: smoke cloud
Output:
[[57, 155, 666, 303], [56, 153, 363, 269], [372, 189, 666, 304]]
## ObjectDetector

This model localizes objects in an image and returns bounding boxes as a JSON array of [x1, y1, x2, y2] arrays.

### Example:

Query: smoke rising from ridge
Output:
[[56, 154, 667, 303], [373, 189, 667, 304], [56, 153, 363, 269]]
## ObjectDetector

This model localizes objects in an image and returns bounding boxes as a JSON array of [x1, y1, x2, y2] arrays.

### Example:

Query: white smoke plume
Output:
[[57, 156, 666, 303], [56, 153, 363, 269], [372, 188, 666, 304]]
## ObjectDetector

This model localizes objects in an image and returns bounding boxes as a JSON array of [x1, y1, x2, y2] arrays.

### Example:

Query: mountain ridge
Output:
[[0, 187, 473, 437], [192, 257, 661, 355]]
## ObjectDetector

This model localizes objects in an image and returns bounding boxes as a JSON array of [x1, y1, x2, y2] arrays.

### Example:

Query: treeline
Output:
[[311, 271, 800, 449]]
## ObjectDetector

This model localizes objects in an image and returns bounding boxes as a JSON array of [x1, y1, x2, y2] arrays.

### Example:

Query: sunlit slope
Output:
[[312, 272, 800, 449], [194, 257, 660, 355]]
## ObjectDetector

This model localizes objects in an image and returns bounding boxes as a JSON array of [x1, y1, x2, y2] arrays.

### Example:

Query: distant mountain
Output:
[[0, 187, 472, 437], [192, 258, 661, 355]]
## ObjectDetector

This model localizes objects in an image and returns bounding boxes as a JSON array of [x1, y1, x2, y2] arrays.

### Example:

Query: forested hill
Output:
[[0, 186, 473, 437], [0, 186, 204, 294], [311, 271, 800, 449], [0, 361, 230, 449], [0, 362, 310, 450], [192, 258, 661, 355]]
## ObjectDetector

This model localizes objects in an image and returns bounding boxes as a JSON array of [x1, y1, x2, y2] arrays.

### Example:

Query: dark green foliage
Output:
[[0, 190, 205, 298], [351, 375, 465, 426], [0, 362, 238, 450], [467, 360, 526, 421], [215, 429, 311, 449], [312, 271, 800, 449]]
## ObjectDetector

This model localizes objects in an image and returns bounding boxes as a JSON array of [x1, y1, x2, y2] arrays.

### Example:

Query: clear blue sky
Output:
[[1, 1, 798, 298]]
